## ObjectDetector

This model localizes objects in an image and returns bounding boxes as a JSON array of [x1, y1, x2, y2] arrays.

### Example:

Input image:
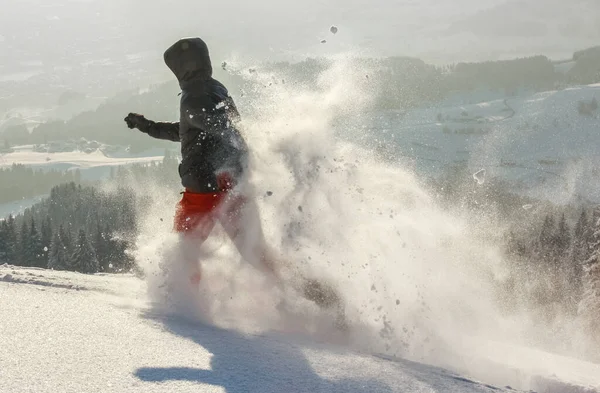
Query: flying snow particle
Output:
[[523, 204, 533, 210], [216, 101, 225, 109], [330, 25, 338, 34], [109, 263, 113, 269], [43, 247, 48, 252], [473, 169, 486, 185]]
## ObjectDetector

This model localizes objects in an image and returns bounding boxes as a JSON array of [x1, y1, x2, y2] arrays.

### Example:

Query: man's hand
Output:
[[124, 113, 150, 130]]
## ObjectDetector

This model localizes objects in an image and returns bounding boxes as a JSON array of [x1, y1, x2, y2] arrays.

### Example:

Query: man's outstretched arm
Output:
[[124, 113, 180, 142]]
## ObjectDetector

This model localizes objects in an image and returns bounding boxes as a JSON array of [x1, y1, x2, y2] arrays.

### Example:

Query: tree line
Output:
[[501, 205, 600, 341], [0, 153, 180, 274], [0, 164, 82, 204], [0, 182, 137, 274], [265, 47, 600, 110]]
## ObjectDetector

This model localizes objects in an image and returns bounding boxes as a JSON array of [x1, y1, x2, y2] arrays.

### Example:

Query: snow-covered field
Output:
[[0, 148, 164, 181], [1, 265, 599, 393], [350, 83, 600, 203]]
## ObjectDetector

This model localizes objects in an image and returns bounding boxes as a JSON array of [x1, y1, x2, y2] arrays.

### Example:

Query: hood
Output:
[[164, 37, 213, 87]]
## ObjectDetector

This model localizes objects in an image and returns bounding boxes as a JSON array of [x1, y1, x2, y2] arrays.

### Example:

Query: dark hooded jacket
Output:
[[140, 37, 249, 193]]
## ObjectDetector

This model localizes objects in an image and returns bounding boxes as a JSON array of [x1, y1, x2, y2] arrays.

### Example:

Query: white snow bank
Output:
[[0, 265, 515, 393]]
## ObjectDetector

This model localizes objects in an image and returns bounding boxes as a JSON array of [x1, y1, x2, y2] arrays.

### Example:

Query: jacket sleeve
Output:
[[140, 121, 180, 142]]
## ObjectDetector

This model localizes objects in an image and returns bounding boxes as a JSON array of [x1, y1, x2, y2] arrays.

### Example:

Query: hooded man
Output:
[[125, 37, 344, 321], [125, 37, 274, 285]]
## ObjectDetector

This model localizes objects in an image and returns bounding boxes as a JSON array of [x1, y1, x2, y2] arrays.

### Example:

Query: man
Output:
[[125, 37, 278, 285], [125, 37, 343, 316]]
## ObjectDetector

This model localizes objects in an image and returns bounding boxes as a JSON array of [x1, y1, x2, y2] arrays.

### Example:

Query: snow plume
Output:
[[236, 58, 518, 359], [131, 56, 596, 391]]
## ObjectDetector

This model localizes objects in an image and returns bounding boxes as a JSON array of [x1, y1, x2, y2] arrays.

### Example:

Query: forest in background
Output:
[[0, 152, 179, 274]]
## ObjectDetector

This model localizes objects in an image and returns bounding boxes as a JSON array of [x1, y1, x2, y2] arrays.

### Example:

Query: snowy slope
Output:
[[1, 265, 599, 393], [0, 265, 520, 393], [351, 83, 600, 204]]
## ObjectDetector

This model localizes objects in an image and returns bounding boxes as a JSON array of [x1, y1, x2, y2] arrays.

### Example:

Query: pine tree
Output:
[[574, 210, 589, 246], [93, 224, 108, 272], [27, 217, 44, 268], [571, 209, 590, 286], [60, 225, 73, 257], [108, 235, 135, 273], [70, 229, 98, 274], [539, 214, 556, 247], [537, 213, 557, 264], [578, 206, 600, 346], [48, 231, 68, 271], [0, 221, 8, 264], [18, 219, 29, 266], [4, 215, 17, 263], [556, 213, 571, 256], [40, 216, 52, 267]]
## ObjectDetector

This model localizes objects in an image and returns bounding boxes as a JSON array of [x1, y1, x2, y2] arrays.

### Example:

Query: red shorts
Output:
[[173, 172, 243, 237], [173, 190, 226, 233]]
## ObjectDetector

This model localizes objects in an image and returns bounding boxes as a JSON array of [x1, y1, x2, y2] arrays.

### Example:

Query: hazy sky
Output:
[[2, 0, 599, 98], [3, 0, 599, 63]]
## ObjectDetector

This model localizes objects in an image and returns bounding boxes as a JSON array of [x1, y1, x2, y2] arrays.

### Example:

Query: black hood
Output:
[[164, 37, 213, 87]]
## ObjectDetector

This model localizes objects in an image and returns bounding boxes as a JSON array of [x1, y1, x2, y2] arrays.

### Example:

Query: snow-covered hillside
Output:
[[0, 145, 165, 181], [352, 83, 600, 204], [1, 265, 599, 393]]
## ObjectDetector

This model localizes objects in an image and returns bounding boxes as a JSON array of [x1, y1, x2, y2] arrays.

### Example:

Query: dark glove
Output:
[[124, 113, 151, 131]]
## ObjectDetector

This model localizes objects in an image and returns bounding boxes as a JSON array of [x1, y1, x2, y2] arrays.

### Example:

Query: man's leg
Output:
[[217, 193, 285, 280], [215, 183, 344, 313], [173, 191, 221, 285]]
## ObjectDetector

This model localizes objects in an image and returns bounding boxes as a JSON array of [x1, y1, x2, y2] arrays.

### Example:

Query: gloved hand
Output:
[[124, 113, 150, 130]]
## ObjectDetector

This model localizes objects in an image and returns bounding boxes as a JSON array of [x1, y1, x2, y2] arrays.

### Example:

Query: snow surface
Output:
[[1, 265, 599, 393], [0, 265, 520, 393]]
